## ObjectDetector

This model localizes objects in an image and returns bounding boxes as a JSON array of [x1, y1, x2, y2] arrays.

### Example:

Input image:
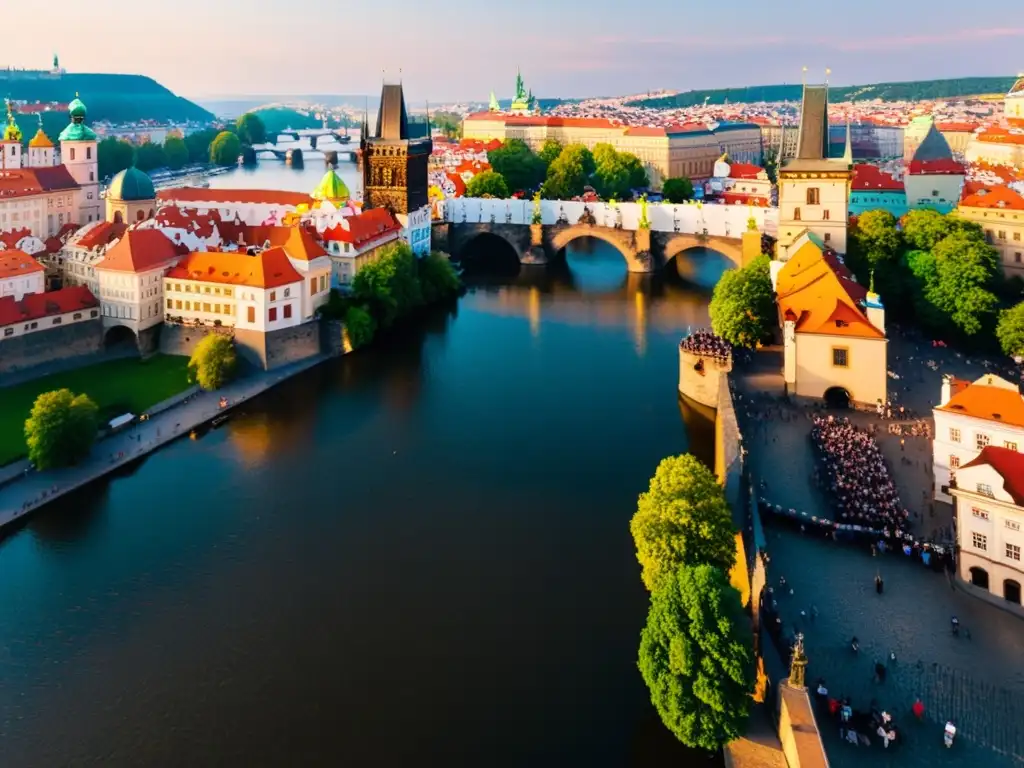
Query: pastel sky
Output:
[[7, 0, 1024, 101]]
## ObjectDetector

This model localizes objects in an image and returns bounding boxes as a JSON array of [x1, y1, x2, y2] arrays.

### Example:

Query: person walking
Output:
[[912, 697, 925, 720], [875, 574, 884, 595]]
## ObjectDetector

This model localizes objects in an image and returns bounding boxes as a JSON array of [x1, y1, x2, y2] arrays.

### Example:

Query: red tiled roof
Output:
[[937, 375, 1024, 427], [76, 221, 128, 250], [0, 166, 79, 200], [960, 184, 1024, 211], [322, 208, 402, 248], [721, 192, 769, 207], [96, 230, 180, 273], [157, 187, 314, 207], [0, 285, 98, 327], [166, 247, 302, 289], [935, 122, 980, 133], [907, 158, 965, 176], [728, 162, 767, 180], [0, 227, 32, 249], [445, 172, 467, 197], [960, 446, 1024, 506], [852, 164, 904, 191], [464, 113, 622, 130], [624, 126, 667, 137], [0, 250, 45, 280], [976, 127, 1024, 146]]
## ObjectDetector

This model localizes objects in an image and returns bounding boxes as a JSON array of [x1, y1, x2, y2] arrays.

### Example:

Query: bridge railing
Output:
[[441, 197, 778, 238]]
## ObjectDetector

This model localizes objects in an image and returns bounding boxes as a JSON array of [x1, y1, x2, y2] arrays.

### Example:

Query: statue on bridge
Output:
[[531, 191, 542, 225], [638, 195, 650, 230], [578, 206, 597, 226]]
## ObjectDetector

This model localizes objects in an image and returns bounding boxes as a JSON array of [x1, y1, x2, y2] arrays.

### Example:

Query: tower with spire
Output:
[[28, 113, 56, 168], [360, 80, 431, 216], [59, 93, 101, 224], [2, 98, 24, 170]]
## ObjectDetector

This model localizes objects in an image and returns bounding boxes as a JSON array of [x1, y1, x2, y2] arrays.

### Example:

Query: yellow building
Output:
[[964, 77, 1024, 167], [461, 114, 761, 189], [956, 185, 1024, 280]]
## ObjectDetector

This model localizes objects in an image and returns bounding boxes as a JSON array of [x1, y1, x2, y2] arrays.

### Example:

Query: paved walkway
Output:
[[0, 355, 328, 528]]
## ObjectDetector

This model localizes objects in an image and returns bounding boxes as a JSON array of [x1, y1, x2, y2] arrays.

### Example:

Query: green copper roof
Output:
[[58, 122, 97, 142], [69, 96, 87, 119], [108, 167, 155, 202], [312, 169, 350, 202]]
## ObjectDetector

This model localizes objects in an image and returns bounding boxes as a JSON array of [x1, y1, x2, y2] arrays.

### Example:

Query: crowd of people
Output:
[[680, 328, 732, 360], [811, 415, 910, 533]]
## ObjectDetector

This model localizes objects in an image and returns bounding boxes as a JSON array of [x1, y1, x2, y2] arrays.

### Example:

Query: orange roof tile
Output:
[[0, 227, 32, 249], [157, 188, 314, 207], [0, 285, 98, 327], [959, 184, 1024, 211], [323, 208, 402, 248], [937, 375, 1024, 427], [960, 446, 1024, 505], [728, 162, 767, 180], [76, 221, 128, 250], [852, 164, 904, 192], [166, 247, 302, 289], [907, 158, 964, 175], [0, 250, 45, 279], [96, 230, 180, 273]]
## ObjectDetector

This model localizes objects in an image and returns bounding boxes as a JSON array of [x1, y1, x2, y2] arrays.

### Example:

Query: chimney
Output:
[[940, 374, 953, 406]]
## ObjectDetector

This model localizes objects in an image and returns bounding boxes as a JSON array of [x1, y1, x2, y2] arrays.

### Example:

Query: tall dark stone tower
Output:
[[360, 83, 431, 215]]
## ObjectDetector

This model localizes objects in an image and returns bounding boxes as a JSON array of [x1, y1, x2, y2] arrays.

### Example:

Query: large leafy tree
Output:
[[134, 140, 167, 172], [638, 564, 754, 752], [541, 143, 595, 199], [591, 142, 648, 199], [538, 138, 563, 168], [487, 139, 545, 193], [352, 242, 424, 329], [709, 255, 775, 349], [343, 305, 377, 350], [418, 252, 462, 303], [902, 208, 954, 251], [662, 177, 694, 204], [185, 128, 220, 164], [209, 131, 242, 166], [163, 136, 189, 170], [466, 170, 510, 199], [997, 302, 1024, 358], [630, 454, 736, 591], [97, 137, 135, 179], [24, 389, 99, 470], [188, 334, 238, 391], [927, 232, 1001, 338], [235, 112, 267, 146], [847, 209, 908, 308]]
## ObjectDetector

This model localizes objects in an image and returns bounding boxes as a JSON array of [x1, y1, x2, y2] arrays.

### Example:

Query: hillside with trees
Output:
[[626, 76, 1019, 108], [1, 72, 213, 123]]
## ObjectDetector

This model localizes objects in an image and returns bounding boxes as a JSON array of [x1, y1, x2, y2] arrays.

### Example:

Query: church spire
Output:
[[842, 117, 853, 165]]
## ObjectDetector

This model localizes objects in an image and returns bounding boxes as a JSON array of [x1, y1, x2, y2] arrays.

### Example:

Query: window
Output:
[[1007, 520, 1021, 532], [949, 455, 960, 469], [949, 428, 961, 443], [52, 317, 61, 325], [976, 433, 990, 450], [29, 322, 37, 329], [972, 508, 989, 520], [319, 275, 327, 292], [270, 291, 277, 301], [166, 299, 173, 309], [3, 327, 12, 337], [998, 230, 1007, 241], [69, 148, 75, 161], [214, 287, 221, 295], [1006, 441, 1019, 452], [1007, 543, 1021, 562], [185, 301, 191, 311], [214, 304, 221, 314], [175, 300, 182, 310], [284, 304, 292, 319], [310, 277, 316, 296], [87, 147, 92, 160], [806, 188, 820, 205], [824, 233, 831, 243], [823, 209, 830, 221], [284, 287, 290, 298], [1014, 232, 1021, 242], [931, 189, 939, 198], [247, 306, 255, 323], [269, 307, 278, 322], [73, 313, 81, 320], [972, 532, 988, 551], [793, 207, 801, 221], [204, 286, 211, 294], [977, 483, 994, 497], [224, 288, 233, 298], [832, 347, 849, 368], [90, 310, 97, 318], [89, 171, 94, 182], [1016, 253, 1023, 264]]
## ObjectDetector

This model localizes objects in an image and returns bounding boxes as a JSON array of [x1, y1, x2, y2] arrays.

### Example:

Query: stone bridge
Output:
[[438, 221, 758, 273]]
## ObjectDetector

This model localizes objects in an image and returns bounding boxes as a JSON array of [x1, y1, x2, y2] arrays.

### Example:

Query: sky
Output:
[[7, 0, 1024, 102]]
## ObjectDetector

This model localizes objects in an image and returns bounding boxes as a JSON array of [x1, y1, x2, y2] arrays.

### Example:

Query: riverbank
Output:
[[0, 354, 328, 531]]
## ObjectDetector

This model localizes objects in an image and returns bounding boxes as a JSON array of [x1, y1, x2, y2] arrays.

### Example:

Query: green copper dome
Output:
[[69, 96, 87, 120], [312, 169, 350, 202], [58, 94, 97, 142], [108, 167, 156, 202]]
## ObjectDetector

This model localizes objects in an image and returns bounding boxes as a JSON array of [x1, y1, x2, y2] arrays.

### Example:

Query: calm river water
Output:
[[0, 149, 731, 766]]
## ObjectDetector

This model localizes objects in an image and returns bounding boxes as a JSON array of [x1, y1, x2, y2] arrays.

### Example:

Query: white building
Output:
[[94, 229, 182, 336], [0, 249, 45, 300], [56, 220, 128, 296], [951, 446, 1024, 611], [0, 284, 99, 341], [156, 188, 315, 228], [933, 374, 1024, 503]]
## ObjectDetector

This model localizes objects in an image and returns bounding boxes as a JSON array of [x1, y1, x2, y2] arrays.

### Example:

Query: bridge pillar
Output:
[[522, 223, 548, 265], [632, 228, 655, 273]]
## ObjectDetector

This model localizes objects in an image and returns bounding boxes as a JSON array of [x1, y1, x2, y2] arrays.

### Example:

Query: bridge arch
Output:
[[661, 234, 744, 268], [450, 225, 527, 269], [547, 225, 645, 272], [104, 324, 138, 350]]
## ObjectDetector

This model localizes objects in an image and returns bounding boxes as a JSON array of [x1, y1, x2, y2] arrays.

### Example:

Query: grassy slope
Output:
[[0, 355, 191, 466]]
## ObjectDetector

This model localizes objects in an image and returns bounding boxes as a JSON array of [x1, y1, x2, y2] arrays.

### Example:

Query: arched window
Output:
[[806, 188, 820, 205], [136, 209, 146, 221], [969, 566, 989, 590], [1005, 579, 1022, 605], [113, 210, 123, 224]]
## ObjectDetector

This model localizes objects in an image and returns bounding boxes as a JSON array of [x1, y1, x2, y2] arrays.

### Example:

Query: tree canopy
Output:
[[902, 209, 955, 252], [997, 302, 1024, 358], [97, 137, 136, 179], [188, 334, 238, 391], [487, 139, 546, 193], [662, 177, 695, 204], [466, 170, 511, 199], [538, 138, 564, 168], [638, 563, 754, 752], [709, 255, 776, 349], [924, 232, 1001, 338], [235, 112, 268, 146], [630, 454, 736, 591], [209, 131, 242, 166], [185, 128, 220, 164], [134, 140, 167, 172], [163, 136, 189, 170], [541, 143, 596, 199], [24, 389, 99, 470], [591, 142, 649, 199], [343, 305, 377, 350]]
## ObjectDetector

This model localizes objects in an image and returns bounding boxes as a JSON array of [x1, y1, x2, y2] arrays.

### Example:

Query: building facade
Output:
[[0, 249, 45, 299], [56, 220, 128, 295], [361, 83, 431, 216], [0, 284, 98, 341], [94, 229, 182, 337], [321, 207, 403, 288], [956, 186, 1024, 279], [951, 447, 1024, 611], [156, 188, 315, 227], [848, 164, 907, 220]]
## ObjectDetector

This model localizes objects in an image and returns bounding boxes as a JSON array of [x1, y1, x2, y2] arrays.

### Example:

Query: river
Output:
[[0, 150, 732, 766]]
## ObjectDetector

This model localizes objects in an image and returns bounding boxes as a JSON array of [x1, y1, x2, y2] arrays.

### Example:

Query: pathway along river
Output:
[[0, 153, 734, 766]]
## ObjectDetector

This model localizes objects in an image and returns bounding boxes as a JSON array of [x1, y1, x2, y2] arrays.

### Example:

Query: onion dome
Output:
[[108, 167, 156, 201], [68, 95, 87, 120], [59, 94, 97, 142], [312, 168, 350, 202]]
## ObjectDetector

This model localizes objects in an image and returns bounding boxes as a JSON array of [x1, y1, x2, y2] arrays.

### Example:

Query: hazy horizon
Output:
[[6, 0, 1024, 102]]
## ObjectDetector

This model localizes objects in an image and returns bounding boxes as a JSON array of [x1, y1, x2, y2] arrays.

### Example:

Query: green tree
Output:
[[997, 302, 1024, 358], [432, 111, 462, 139], [163, 136, 189, 170], [235, 112, 268, 146], [709, 255, 776, 349], [343, 305, 376, 350], [24, 389, 99, 470], [352, 242, 424, 329], [538, 138, 563, 168], [662, 177, 695, 204], [847, 209, 908, 307], [209, 131, 242, 166], [629, 454, 736, 592], [591, 143, 647, 198], [466, 170, 511, 198], [638, 564, 754, 751], [185, 127, 219, 164], [928, 233, 1001, 338], [97, 137, 135, 179], [541, 143, 595, 199], [902, 208, 953, 251], [188, 334, 238, 391], [134, 140, 167, 172], [418, 252, 463, 303], [487, 139, 545, 192]]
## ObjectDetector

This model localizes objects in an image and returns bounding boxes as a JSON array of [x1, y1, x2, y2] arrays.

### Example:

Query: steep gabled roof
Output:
[[166, 247, 302, 289], [960, 446, 1024, 506], [936, 374, 1024, 427], [96, 229, 179, 273]]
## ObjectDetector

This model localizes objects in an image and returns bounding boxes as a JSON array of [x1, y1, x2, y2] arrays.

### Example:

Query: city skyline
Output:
[[5, 0, 1024, 101]]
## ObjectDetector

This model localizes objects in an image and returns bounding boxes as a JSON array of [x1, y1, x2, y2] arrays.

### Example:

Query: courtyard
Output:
[[0, 355, 190, 466]]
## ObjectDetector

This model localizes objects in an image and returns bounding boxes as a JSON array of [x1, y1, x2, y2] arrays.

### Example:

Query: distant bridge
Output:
[[275, 129, 354, 149], [255, 146, 358, 163], [436, 198, 778, 273]]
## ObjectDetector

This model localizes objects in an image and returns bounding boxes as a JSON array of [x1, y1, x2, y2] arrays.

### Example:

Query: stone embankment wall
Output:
[[263, 323, 321, 370], [161, 322, 323, 371], [0, 319, 103, 376], [159, 323, 233, 358], [678, 348, 733, 410]]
